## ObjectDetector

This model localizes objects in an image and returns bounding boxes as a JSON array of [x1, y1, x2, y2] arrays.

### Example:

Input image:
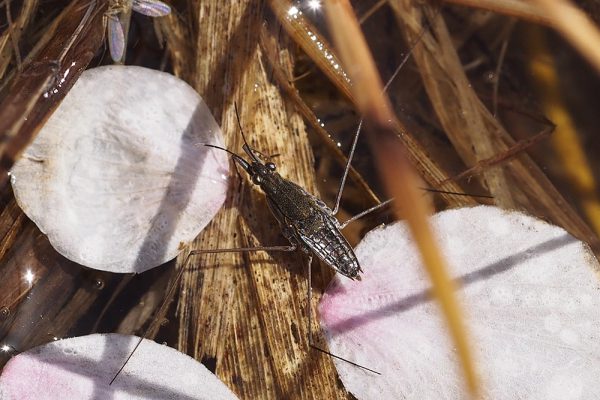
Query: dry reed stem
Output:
[[391, 1, 600, 256], [0, 2, 114, 371], [323, 0, 480, 396], [530, 0, 600, 74], [394, 2, 517, 208]]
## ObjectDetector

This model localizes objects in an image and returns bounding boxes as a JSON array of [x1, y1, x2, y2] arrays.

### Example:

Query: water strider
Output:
[[110, 103, 384, 384], [205, 124, 363, 281]]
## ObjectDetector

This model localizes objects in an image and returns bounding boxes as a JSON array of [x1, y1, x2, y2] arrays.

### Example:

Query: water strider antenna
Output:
[[204, 144, 250, 171], [233, 102, 261, 163]]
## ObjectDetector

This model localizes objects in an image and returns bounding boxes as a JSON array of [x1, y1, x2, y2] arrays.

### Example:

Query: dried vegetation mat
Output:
[[1, 0, 600, 399]]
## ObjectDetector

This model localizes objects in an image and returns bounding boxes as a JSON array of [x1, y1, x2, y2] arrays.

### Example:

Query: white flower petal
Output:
[[320, 206, 600, 399], [0, 334, 238, 400], [11, 66, 228, 273]]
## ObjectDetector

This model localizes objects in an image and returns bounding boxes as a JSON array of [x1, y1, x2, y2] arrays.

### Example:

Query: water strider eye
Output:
[[266, 162, 276, 171], [252, 175, 262, 184]]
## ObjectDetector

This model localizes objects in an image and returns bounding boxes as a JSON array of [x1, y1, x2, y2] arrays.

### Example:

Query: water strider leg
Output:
[[110, 243, 297, 385], [186, 244, 296, 257], [331, 119, 363, 216], [339, 186, 494, 229], [339, 187, 493, 230], [339, 198, 395, 230], [305, 255, 380, 375], [331, 23, 432, 217], [306, 255, 314, 347]]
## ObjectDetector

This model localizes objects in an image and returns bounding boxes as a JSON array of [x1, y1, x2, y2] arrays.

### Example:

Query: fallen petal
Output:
[[107, 16, 125, 63], [11, 66, 228, 273], [132, 0, 171, 17], [0, 334, 238, 400], [320, 205, 600, 399]]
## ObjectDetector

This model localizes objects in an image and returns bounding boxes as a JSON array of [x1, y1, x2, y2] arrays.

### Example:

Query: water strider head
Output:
[[204, 103, 288, 193], [204, 142, 281, 191]]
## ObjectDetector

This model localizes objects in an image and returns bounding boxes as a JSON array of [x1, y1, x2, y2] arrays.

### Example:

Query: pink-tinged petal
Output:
[[132, 0, 171, 17], [0, 334, 238, 399], [107, 16, 125, 62], [320, 206, 600, 399], [11, 66, 229, 273]]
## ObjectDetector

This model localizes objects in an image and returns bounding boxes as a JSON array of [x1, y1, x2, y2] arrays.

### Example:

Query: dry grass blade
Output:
[[395, 2, 516, 207], [0, 0, 38, 78], [446, 124, 554, 184], [0, 0, 107, 189], [449, 0, 600, 73], [444, 0, 554, 26], [358, 0, 387, 24], [530, 0, 600, 74], [323, 0, 480, 396]]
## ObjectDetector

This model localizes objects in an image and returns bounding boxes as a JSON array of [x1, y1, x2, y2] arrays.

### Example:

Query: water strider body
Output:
[[210, 141, 363, 280]]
